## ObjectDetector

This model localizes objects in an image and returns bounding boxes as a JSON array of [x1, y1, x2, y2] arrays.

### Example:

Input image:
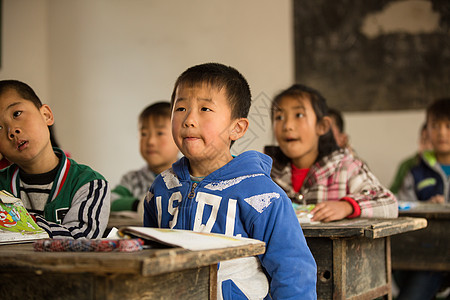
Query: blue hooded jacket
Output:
[[144, 150, 317, 299]]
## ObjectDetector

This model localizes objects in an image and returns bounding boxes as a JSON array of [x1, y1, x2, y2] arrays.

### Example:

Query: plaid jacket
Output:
[[267, 147, 398, 218]]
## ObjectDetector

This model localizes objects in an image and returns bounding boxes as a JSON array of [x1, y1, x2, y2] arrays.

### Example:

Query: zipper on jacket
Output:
[[297, 194, 306, 205], [188, 182, 198, 199]]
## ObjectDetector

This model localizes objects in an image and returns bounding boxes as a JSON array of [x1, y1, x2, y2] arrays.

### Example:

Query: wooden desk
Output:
[[104, 211, 143, 237], [301, 217, 427, 300], [107, 211, 143, 228], [391, 203, 450, 271], [0, 240, 265, 300]]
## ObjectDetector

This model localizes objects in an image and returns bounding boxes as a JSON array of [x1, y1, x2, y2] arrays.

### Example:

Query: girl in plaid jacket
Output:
[[265, 84, 398, 222]]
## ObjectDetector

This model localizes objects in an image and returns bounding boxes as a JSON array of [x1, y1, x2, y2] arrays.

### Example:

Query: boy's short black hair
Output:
[[139, 101, 171, 124], [426, 97, 450, 123], [170, 63, 251, 120], [328, 108, 345, 133], [0, 80, 43, 108]]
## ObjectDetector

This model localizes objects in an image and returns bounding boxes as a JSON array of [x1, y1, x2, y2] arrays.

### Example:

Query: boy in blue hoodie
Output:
[[144, 63, 317, 299]]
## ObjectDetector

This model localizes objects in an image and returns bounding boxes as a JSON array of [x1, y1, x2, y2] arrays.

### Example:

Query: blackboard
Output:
[[294, 0, 450, 111]]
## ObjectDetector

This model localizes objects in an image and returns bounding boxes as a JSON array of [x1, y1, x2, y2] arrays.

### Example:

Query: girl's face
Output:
[[272, 95, 325, 169]]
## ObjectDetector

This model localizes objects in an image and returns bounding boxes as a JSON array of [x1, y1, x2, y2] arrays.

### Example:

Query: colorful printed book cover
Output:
[[292, 203, 320, 224], [0, 190, 49, 244]]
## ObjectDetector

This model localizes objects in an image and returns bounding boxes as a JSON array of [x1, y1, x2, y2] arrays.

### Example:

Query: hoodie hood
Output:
[[172, 150, 273, 182]]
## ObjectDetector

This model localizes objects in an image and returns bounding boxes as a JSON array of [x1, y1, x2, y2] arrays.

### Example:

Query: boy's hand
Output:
[[310, 201, 353, 222], [428, 195, 445, 203]]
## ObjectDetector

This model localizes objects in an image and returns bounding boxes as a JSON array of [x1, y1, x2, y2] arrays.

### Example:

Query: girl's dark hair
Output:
[[271, 84, 339, 162]]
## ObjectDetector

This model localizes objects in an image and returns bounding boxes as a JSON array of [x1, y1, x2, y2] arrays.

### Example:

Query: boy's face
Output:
[[139, 115, 179, 174], [427, 116, 450, 156], [0, 89, 54, 167], [171, 83, 247, 175]]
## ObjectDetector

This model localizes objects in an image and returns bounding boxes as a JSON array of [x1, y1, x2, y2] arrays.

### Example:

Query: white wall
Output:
[[47, 0, 293, 186], [2, 0, 428, 187], [346, 109, 426, 187], [0, 0, 49, 103]]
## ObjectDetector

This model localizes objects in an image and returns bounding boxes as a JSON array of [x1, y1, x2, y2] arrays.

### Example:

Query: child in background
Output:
[[328, 108, 348, 148], [397, 99, 450, 203], [111, 102, 179, 212], [328, 107, 356, 156], [394, 98, 450, 300], [265, 84, 398, 222], [144, 63, 317, 299], [0, 80, 110, 239], [390, 123, 432, 194]]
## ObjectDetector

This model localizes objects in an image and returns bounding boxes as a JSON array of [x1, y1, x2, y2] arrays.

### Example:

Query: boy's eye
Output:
[[295, 113, 304, 118], [13, 111, 22, 118], [201, 107, 212, 112], [274, 115, 284, 121], [175, 107, 186, 112]]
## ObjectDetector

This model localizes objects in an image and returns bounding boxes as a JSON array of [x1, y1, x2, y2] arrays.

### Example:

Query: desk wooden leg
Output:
[[331, 237, 392, 300], [385, 237, 392, 300], [333, 239, 347, 299], [209, 263, 218, 300]]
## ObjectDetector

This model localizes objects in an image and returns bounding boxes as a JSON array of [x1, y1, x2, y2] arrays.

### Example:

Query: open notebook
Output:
[[0, 190, 49, 244], [117, 227, 263, 251]]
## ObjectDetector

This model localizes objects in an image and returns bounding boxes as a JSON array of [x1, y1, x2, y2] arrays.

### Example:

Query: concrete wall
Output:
[[1, 0, 436, 187], [0, 0, 49, 103]]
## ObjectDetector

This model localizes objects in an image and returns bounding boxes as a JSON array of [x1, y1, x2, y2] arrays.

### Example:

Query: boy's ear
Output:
[[40, 104, 55, 126], [230, 118, 249, 141], [316, 116, 332, 136]]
